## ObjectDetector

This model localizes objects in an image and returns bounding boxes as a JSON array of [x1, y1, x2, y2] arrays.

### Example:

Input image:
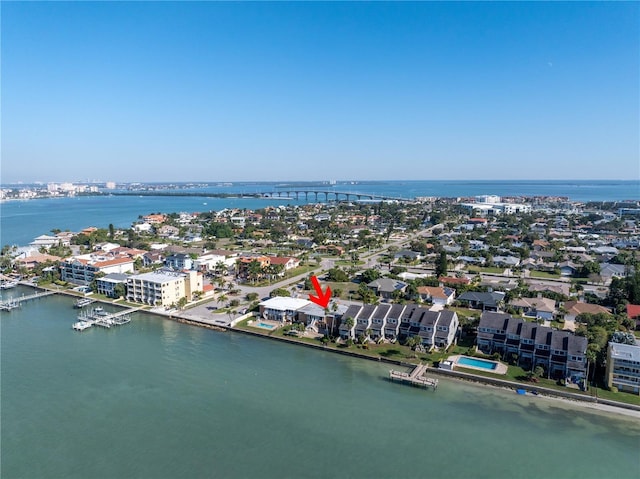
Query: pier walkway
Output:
[[389, 363, 438, 390], [74, 306, 144, 330], [0, 290, 55, 311]]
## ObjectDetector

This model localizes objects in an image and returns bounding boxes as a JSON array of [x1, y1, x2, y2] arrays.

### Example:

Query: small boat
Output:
[[516, 389, 527, 395], [74, 297, 95, 308], [0, 280, 18, 290], [73, 320, 92, 331], [92, 307, 108, 317]]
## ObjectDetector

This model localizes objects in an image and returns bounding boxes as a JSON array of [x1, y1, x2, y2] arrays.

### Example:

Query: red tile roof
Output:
[[627, 304, 640, 319]]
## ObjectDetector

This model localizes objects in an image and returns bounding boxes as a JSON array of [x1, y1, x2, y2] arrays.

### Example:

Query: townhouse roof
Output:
[[387, 304, 407, 319], [371, 303, 392, 320]]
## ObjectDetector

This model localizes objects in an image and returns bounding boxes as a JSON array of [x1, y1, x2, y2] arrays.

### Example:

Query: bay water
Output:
[[2, 180, 639, 247], [2, 287, 639, 478]]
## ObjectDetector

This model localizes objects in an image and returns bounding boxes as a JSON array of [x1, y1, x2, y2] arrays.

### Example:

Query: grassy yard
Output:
[[467, 266, 506, 274], [530, 270, 561, 279], [447, 306, 481, 320]]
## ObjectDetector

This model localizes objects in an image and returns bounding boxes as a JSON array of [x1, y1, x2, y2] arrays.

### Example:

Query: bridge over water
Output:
[[258, 189, 406, 202]]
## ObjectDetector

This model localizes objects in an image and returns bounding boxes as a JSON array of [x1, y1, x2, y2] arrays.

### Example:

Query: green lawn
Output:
[[468, 266, 506, 274], [447, 307, 480, 319], [530, 271, 561, 279]]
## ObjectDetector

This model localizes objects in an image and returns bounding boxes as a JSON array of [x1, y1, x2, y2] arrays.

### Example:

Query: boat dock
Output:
[[74, 297, 96, 308], [389, 363, 439, 390], [0, 290, 55, 311], [73, 306, 142, 331]]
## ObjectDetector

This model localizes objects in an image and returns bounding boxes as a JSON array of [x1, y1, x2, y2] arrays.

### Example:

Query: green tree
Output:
[[360, 268, 381, 284], [326, 268, 349, 282], [435, 251, 448, 278], [113, 283, 126, 299], [270, 288, 290, 298], [177, 297, 188, 309]]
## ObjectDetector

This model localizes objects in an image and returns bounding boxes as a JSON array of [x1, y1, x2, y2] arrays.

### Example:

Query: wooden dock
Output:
[[389, 363, 438, 390], [73, 306, 143, 331], [0, 290, 55, 311]]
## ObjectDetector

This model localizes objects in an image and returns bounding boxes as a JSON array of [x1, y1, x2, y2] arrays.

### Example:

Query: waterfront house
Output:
[[96, 273, 128, 298], [369, 303, 391, 341], [354, 304, 377, 340], [605, 341, 640, 395], [383, 304, 406, 341], [258, 297, 311, 323], [339, 305, 362, 340]]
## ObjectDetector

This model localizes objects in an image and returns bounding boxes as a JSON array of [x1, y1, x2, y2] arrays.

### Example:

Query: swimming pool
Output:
[[457, 356, 498, 370], [257, 322, 276, 330]]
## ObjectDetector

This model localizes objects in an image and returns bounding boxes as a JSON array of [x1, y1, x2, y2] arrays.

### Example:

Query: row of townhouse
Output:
[[257, 298, 459, 349], [339, 303, 459, 349], [477, 312, 588, 383]]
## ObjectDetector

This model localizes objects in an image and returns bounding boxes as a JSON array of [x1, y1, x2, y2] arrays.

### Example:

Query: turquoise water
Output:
[[2, 180, 638, 246], [458, 356, 498, 370], [257, 322, 276, 329], [2, 287, 639, 479]]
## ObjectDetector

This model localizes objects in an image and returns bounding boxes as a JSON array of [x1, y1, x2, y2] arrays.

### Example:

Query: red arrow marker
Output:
[[309, 275, 332, 308]]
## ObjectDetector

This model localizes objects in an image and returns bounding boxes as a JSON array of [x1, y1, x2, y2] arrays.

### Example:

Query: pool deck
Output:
[[248, 319, 281, 331], [448, 355, 508, 375]]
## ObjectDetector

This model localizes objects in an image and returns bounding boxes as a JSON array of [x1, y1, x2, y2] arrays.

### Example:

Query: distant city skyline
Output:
[[2, 2, 638, 183]]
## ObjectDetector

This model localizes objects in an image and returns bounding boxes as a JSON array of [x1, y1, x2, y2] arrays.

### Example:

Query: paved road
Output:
[[182, 224, 443, 322]]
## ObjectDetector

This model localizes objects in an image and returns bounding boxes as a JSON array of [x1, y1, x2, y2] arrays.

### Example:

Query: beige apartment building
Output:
[[126, 270, 203, 306]]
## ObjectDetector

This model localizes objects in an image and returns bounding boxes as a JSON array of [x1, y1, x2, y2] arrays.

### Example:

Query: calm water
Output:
[[2, 180, 638, 247], [2, 287, 639, 479]]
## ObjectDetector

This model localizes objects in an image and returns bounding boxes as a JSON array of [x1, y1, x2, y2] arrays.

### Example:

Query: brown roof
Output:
[[417, 286, 449, 299], [564, 301, 611, 316]]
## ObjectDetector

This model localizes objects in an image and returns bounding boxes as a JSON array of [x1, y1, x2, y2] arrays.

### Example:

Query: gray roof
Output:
[[608, 341, 640, 362], [367, 278, 407, 293], [458, 291, 505, 307], [387, 304, 407, 319]]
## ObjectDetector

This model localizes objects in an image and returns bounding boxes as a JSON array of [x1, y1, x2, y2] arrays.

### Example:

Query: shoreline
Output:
[[16, 283, 640, 419]]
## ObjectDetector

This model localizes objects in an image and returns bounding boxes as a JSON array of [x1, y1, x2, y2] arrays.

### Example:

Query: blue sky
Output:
[[2, 2, 638, 183]]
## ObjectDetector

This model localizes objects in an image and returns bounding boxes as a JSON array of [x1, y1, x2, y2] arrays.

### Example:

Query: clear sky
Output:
[[2, 1, 638, 183]]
